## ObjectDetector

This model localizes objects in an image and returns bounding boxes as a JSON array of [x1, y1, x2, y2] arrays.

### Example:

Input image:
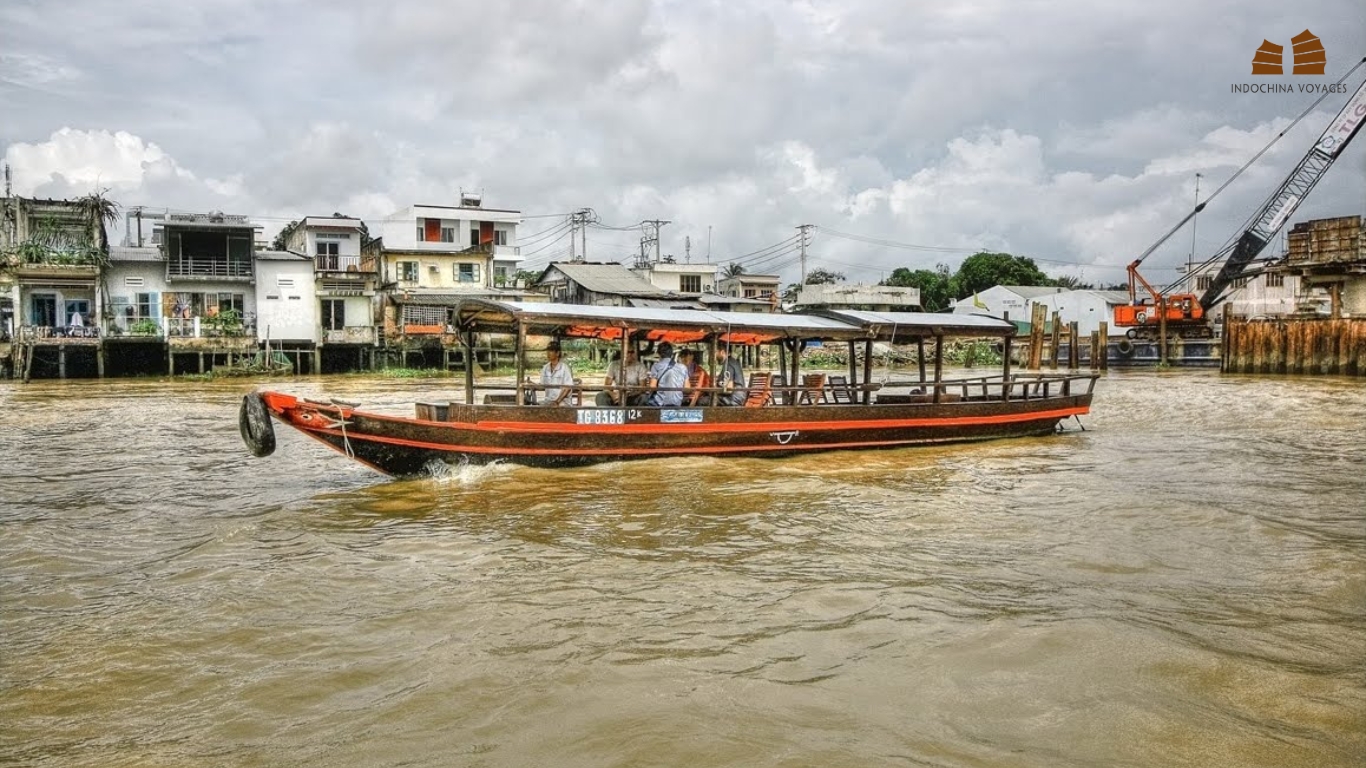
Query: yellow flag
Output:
[[973, 293, 987, 309]]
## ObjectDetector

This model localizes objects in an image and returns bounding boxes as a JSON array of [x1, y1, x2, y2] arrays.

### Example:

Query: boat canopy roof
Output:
[[451, 299, 1015, 344], [813, 310, 1016, 341]]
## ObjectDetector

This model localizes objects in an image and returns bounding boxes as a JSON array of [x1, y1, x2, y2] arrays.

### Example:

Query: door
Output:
[[31, 294, 57, 328]]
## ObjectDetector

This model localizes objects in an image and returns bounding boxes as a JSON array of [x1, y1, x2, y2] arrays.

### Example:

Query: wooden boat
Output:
[[240, 301, 1099, 475]]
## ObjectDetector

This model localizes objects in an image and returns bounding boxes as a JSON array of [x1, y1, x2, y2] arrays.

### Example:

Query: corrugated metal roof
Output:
[[254, 249, 309, 261], [1004, 285, 1069, 299], [542, 262, 667, 296]]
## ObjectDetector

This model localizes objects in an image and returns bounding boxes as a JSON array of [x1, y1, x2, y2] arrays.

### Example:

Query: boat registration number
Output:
[[576, 409, 636, 425]]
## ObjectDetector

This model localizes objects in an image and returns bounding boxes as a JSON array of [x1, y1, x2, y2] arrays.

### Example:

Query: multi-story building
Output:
[[1, 195, 107, 377], [284, 215, 380, 372], [369, 195, 525, 355]]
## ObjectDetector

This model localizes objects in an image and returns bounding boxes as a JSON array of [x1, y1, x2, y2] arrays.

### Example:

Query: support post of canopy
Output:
[[514, 324, 527, 406], [708, 334, 718, 406], [1005, 329, 1016, 401], [933, 334, 944, 404], [847, 340, 857, 389], [861, 339, 873, 405], [917, 338, 926, 384], [789, 338, 800, 405], [463, 330, 475, 406]]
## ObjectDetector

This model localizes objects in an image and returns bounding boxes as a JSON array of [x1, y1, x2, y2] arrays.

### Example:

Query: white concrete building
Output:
[[253, 251, 317, 344], [631, 261, 719, 294], [951, 285, 1069, 323], [1031, 290, 1131, 336]]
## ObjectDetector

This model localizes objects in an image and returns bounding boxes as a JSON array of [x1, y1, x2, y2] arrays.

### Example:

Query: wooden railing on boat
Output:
[[425, 371, 1097, 414]]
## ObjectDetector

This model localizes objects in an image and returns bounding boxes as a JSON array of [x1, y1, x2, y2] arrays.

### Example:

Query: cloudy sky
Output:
[[3, 0, 1363, 289]]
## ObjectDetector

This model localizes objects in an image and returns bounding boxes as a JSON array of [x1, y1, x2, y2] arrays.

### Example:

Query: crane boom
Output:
[[1198, 72, 1366, 309]]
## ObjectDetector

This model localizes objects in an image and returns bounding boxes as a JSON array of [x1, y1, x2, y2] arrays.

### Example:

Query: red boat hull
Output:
[[254, 390, 1093, 476]]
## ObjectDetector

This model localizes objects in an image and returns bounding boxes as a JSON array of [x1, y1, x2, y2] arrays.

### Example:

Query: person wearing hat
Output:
[[539, 340, 575, 406], [645, 341, 687, 407]]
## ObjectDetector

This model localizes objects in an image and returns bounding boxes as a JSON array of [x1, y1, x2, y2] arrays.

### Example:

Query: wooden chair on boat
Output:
[[826, 375, 855, 404], [744, 372, 773, 407], [797, 373, 828, 405]]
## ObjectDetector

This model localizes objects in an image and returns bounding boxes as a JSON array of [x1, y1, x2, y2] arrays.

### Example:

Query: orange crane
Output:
[[1115, 57, 1366, 340]]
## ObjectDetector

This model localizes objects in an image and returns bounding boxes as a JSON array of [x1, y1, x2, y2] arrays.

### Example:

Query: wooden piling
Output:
[[1069, 322, 1080, 369], [1098, 322, 1108, 371], [1049, 311, 1061, 369]]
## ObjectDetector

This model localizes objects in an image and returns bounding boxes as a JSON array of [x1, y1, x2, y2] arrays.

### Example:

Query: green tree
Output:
[[882, 264, 955, 311], [803, 268, 845, 285], [722, 262, 746, 278], [271, 220, 300, 251], [954, 251, 1050, 298]]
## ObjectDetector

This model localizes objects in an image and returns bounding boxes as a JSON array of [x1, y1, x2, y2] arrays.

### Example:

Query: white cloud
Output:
[[1, 0, 1362, 285]]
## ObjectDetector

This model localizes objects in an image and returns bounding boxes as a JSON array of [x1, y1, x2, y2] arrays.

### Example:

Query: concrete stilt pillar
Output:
[[59, 347, 67, 379]]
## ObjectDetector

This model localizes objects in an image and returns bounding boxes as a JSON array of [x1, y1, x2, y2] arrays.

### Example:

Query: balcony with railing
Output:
[[167, 254, 254, 280], [321, 326, 377, 345], [314, 254, 379, 273]]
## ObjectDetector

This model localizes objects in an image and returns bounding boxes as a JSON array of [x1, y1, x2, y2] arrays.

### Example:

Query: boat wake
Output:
[[424, 456, 513, 486]]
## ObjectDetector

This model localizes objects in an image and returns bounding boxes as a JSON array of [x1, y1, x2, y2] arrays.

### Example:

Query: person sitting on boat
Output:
[[679, 349, 712, 406], [540, 341, 575, 406], [646, 342, 687, 407], [715, 346, 747, 406], [596, 348, 646, 407]]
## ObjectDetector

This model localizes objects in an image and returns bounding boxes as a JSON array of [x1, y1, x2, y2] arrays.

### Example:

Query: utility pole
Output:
[[643, 219, 670, 264], [797, 224, 813, 283], [685, 235, 691, 263], [578, 208, 590, 261], [568, 211, 577, 262]]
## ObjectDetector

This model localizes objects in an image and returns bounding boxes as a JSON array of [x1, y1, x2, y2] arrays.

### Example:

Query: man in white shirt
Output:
[[596, 348, 646, 406], [539, 341, 575, 406]]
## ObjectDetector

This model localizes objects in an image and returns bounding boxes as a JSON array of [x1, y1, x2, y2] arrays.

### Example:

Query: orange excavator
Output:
[[1115, 56, 1366, 340]]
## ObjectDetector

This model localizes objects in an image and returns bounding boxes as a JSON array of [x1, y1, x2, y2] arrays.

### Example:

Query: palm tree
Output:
[[76, 190, 120, 264], [722, 262, 746, 278]]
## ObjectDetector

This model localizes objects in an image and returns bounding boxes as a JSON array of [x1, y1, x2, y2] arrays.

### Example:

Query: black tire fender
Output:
[[1116, 338, 1135, 356], [240, 393, 276, 457]]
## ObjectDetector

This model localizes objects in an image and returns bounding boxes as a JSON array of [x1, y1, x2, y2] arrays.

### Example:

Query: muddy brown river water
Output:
[[2, 369, 1363, 767]]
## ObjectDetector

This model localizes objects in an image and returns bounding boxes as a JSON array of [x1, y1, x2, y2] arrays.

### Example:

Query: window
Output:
[[1196, 275, 1213, 291], [322, 299, 346, 331], [680, 274, 702, 293], [457, 263, 481, 283], [470, 227, 481, 247], [744, 288, 757, 298], [441, 227, 456, 243], [416, 225, 425, 242], [136, 292, 156, 318], [1234, 276, 1249, 289], [398, 261, 418, 282], [317, 241, 339, 255], [1266, 272, 1284, 288], [494, 230, 507, 246]]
